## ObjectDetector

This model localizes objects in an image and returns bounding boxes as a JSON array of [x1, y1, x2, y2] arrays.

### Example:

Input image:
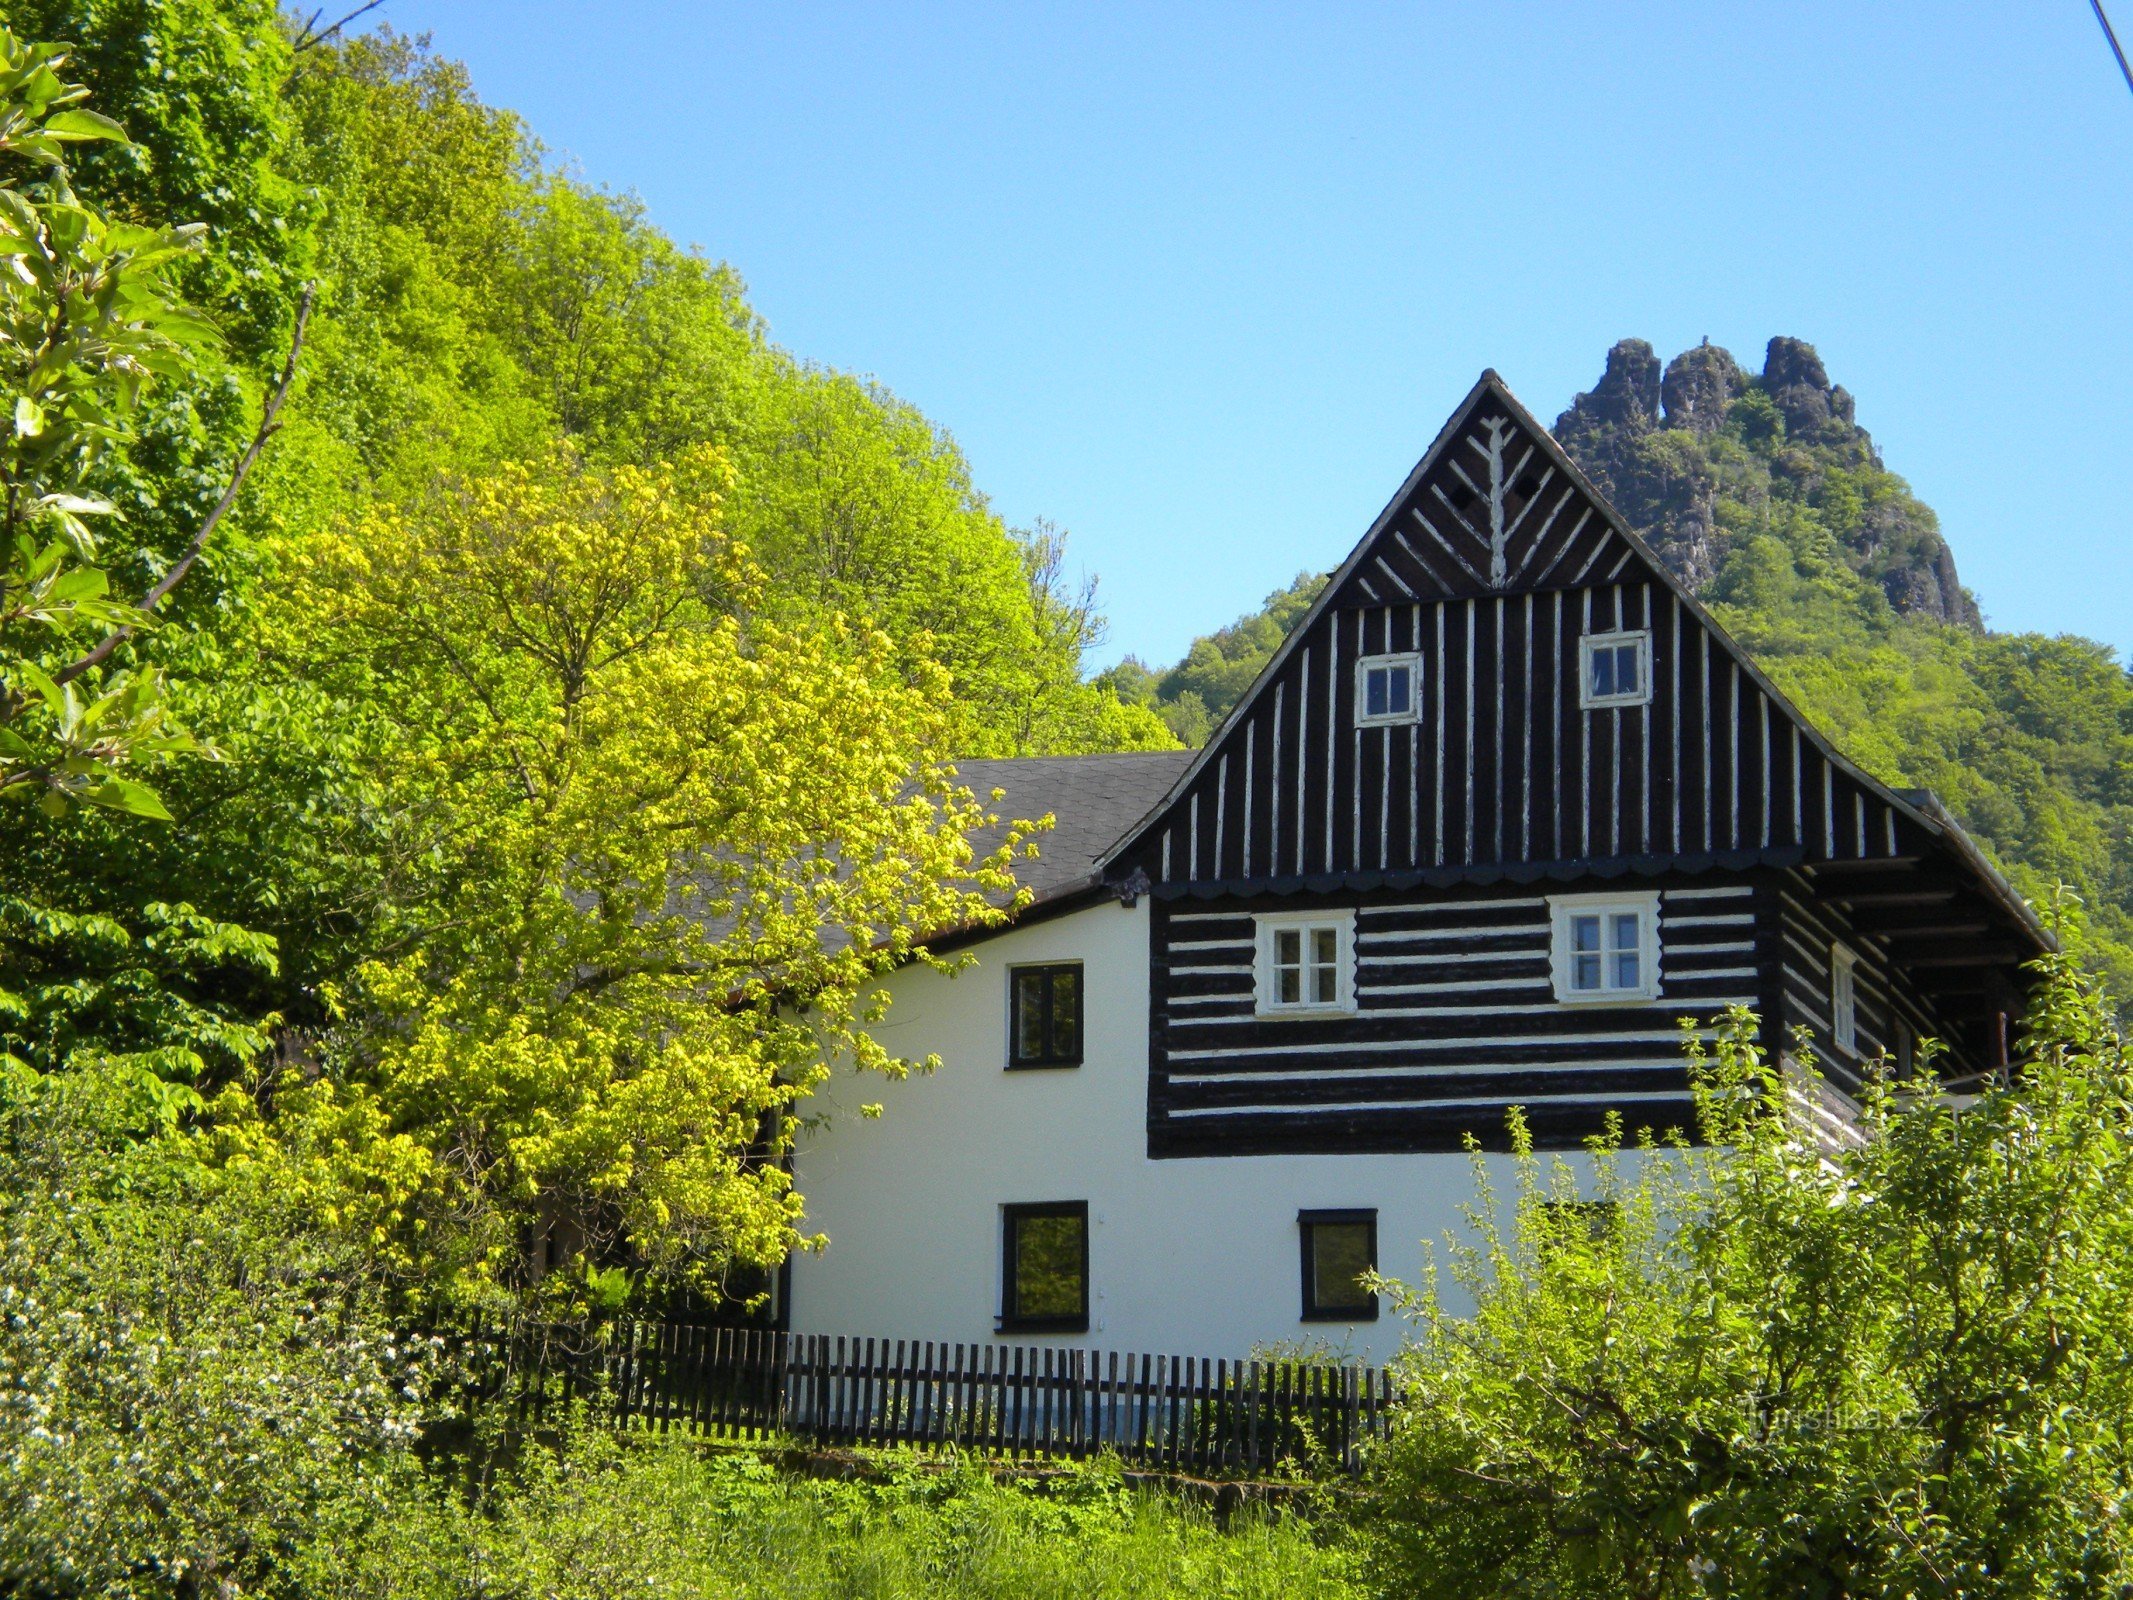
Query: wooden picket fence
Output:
[[496, 1322, 1397, 1477]]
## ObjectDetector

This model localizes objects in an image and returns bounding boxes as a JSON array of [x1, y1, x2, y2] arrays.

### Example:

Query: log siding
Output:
[[1149, 881, 1772, 1156]]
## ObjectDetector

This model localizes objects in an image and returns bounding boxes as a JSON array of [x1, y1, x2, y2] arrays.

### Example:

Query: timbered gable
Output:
[[1104, 372, 1940, 891]]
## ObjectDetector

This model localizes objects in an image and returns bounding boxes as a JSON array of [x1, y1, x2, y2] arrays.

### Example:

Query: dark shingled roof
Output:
[[956, 751, 1196, 903]]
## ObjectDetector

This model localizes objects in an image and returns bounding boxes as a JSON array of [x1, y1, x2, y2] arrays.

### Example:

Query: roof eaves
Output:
[[1891, 788, 2057, 956], [910, 870, 1114, 960]]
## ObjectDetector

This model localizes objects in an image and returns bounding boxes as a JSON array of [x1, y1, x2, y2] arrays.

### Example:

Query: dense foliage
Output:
[[1363, 949, 2133, 1598], [0, 1058, 434, 1597]]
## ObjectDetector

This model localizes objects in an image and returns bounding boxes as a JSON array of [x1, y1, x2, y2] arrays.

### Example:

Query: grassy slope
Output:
[[304, 1433, 1359, 1600]]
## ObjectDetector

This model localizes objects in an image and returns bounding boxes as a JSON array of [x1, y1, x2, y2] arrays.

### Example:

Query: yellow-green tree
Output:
[[223, 447, 1033, 1311]]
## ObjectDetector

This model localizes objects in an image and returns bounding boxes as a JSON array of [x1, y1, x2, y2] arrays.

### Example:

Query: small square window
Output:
[[1831, 944, 1858, 1056], [1009, 963, 1082, 1068], [1256, 912, 1355, 1015], [1548, 892, 1660, 1003], [1354, 653, 1422, 726], [1299, 1209, 1379, 1321], [1000, 1202, 1088, 1333], [1580, 630, 1652, 708]]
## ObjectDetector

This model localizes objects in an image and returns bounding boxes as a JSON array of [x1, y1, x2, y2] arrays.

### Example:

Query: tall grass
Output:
[[297, 1425, 1360, 1600]]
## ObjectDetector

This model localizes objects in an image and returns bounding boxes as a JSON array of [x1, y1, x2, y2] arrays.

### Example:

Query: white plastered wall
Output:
[[789, 896, 1527, 1365]]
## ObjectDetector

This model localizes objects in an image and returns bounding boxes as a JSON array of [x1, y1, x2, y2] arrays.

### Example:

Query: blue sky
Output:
[[392, 1, 2133, 671]]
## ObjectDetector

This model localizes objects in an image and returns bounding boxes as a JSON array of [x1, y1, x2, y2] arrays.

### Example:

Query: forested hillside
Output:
[[0, 4, 1167, 1327], [1113, 339, 2133, 995], [4, 12, 1171, 1015]]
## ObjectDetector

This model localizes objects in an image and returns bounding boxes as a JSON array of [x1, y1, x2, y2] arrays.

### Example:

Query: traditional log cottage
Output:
[[786, 372, 2050, 1363]]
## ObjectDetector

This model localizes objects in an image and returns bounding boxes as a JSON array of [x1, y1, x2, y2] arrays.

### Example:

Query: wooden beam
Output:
[[1832, 889, 1959, 908], [1897, 946, 2027, 969], [1846, 913, 1994, 939], [1805, 857, 1925, 877]]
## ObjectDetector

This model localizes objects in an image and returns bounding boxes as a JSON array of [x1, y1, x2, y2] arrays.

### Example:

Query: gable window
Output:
[[999, 1201, 1088, 1333], [1008, 963, 1083, 1069], [1580, 629, 1652, 708], [1255, 910, 1355, 1015], [1355, 653, 1422, 727], [1299, 1209, 1379, 1321], [1831, 944, 1859, 1055], [1548, 892, 1660, 1003]]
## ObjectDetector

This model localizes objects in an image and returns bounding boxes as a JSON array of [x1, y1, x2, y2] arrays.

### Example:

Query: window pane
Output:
[[1311, 927, 1339, 1003], [1610, 912, 1640, 952], [1613, 950, 1639, 989], [1365, 668, 1389, 718], [1614, 643, 1642, 694], [1275, 928, 1300, 965], [1049, 968, 1080, 1058], [1013, 1213, 1085, 1320], [1387, 665, 1411, 714], [1591, 648, 1615, 697], [1311, 1223, 1375, 1311], [1014, 971, 1047, 1060], [1570, 914, 1600, 953], [1573, 952, 1602, 990]]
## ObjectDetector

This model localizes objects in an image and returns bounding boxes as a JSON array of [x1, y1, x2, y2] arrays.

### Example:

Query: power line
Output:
[[2093, 0, 2133, 97]]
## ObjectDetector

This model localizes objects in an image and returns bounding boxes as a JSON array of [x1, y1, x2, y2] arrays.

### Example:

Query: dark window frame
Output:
[[999, 1200, 1090, 1334], [1298, 1208, 1380, 1322], [1007, 962, 1084, 1069]]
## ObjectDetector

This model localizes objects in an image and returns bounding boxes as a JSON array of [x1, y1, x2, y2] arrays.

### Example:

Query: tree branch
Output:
[[53, 282, 314, 689], [292, 0, 386, 53]]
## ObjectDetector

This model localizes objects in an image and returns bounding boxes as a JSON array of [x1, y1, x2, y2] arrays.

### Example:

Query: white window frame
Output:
[[1831, 943, 1859, 1056], [1353, 653, 1422, 727], [1579, 629, 1653, 709], [1253, 909, 1357, 1017], [1547, 891, 1661, 1005]]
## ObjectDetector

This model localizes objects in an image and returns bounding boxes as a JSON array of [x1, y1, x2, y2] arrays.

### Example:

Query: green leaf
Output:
[[42, 108, 126, 143], [37, 493, 114, 516], [13, 394, 43, 437], [10, 658, 63, 716], [83, 776, 171, 820], [48, 565, 107, 603]]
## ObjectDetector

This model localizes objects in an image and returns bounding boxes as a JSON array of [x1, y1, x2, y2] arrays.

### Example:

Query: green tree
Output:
[[1363, 954, 2133, 1597], [0, 24, 303, 820]]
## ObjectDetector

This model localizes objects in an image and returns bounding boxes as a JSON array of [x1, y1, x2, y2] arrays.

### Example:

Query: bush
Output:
[[0, 1061, 436, 1598], [1359, 951, 2133, 1599]]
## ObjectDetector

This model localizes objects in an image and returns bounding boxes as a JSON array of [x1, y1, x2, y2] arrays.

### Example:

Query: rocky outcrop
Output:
[[1552, 337, 1981, 628], [1660, 340, 1743, 435]]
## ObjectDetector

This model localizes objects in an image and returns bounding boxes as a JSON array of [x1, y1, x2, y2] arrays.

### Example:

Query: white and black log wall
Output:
[[1146, 878, 1777, 1156], [1106, 376, 2033, 1150]]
